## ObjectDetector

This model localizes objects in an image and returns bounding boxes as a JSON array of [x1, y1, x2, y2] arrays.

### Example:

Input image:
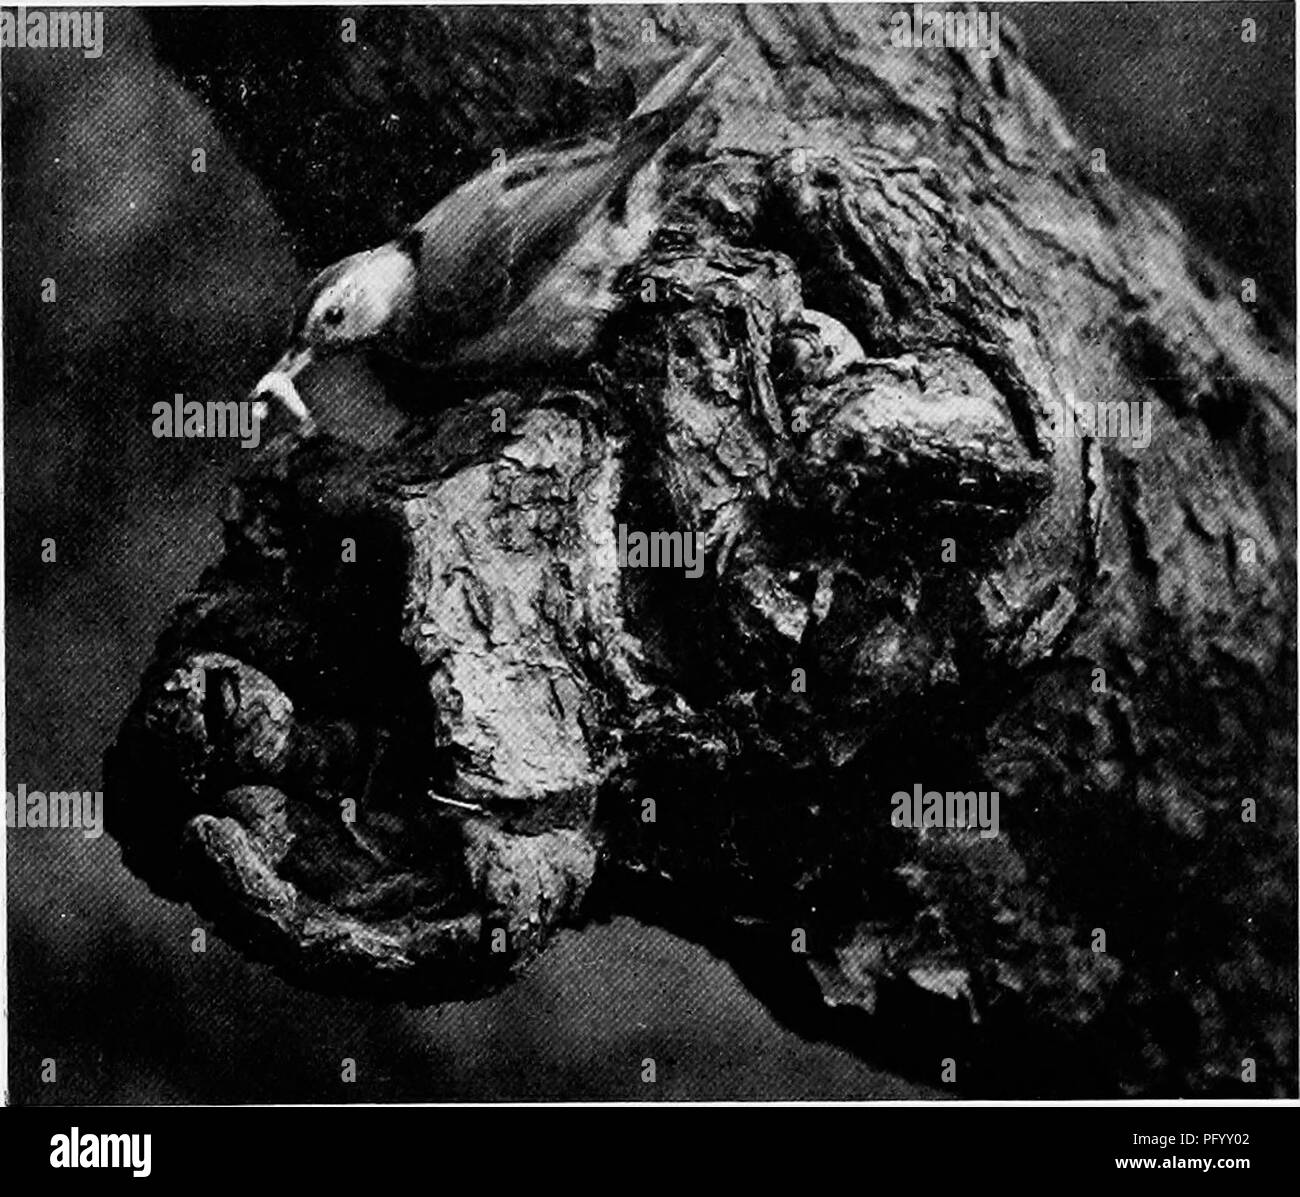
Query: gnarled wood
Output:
[[109, 4, 1295, 1096]]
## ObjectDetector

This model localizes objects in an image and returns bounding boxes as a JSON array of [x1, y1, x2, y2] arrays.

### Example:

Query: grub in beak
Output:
[[251, 348, 316, 433]]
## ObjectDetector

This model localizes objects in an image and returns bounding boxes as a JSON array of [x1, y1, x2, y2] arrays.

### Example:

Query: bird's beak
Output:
[[254, 345, 314, 391], [250, 346, 316, 432]]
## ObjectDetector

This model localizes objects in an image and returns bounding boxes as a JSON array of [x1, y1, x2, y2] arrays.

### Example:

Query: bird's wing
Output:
[[408, 176, 518, 341], [409, 41, 727, 344], [411, 140, 626, 338]]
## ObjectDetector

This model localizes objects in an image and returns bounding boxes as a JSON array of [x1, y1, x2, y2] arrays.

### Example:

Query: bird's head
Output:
[[252, 243, 416, 407]]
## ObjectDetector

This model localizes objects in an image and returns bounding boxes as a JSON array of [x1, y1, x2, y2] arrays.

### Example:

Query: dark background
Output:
[[4, 4, 1294, 1102]]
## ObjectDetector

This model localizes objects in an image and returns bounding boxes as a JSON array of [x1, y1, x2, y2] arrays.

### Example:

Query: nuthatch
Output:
[[251, 40, 729, 428]]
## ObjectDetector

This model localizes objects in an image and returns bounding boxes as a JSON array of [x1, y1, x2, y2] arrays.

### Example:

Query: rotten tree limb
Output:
[[108, 4, 1296, 1096]]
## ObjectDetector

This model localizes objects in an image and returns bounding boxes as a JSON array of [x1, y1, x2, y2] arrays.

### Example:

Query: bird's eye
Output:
[[322, 305, 345, 327]]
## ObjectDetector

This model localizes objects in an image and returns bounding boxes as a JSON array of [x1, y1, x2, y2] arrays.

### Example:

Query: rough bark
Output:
[[109, 4, 1296, 1096]]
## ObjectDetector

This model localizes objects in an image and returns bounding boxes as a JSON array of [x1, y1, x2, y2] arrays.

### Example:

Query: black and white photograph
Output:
[[1, 0, 1296, 1165]]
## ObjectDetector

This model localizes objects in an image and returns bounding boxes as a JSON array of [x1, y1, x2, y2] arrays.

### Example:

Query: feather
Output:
[[409, 40, 728, 359]]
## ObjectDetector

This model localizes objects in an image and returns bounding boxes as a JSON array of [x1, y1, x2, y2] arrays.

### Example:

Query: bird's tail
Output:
[[620, 39, 730, 145]]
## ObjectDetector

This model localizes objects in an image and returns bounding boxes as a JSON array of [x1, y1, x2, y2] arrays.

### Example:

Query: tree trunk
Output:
[[108, 4, 1296, 1097]]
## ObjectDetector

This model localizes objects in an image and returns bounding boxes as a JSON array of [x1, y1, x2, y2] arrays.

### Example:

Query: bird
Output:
[[250, 40, 729, 430]]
